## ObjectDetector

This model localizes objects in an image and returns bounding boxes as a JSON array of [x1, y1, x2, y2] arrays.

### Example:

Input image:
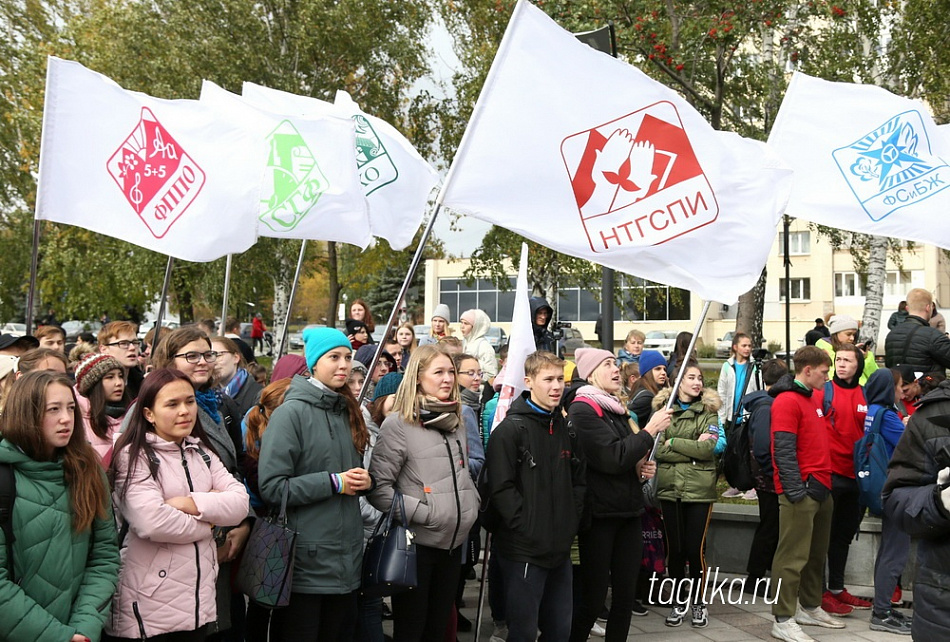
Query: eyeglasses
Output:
[[107, 339, 142, 349], [459, 370, 483, 379], [174, 350, 218, 364]]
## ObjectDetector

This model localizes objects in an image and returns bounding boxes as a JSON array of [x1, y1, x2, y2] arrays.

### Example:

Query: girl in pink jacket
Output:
[[74, 352, 130, 463], [106, 369, 249, 641]]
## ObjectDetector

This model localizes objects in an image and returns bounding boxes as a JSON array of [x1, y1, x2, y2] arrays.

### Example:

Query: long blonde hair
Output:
[[391, 344, 459, 422]]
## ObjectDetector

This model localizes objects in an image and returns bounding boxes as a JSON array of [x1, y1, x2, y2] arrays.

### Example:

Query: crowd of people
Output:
[[2, 287, 950, 642]]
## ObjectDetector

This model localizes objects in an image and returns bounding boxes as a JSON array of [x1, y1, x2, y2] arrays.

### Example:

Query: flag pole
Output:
[[647, 299, 712, 462], [25, 219, 41, 335], [275, 240, 308, 361], [357, 203, 441, 404], [151, 256, 175, 356], [219, 254, 233, 337]]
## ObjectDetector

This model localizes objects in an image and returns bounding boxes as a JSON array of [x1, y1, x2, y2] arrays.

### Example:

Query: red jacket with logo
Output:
[[825, 380, 867, 478]]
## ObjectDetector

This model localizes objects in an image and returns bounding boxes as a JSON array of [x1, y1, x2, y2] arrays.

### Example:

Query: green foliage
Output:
[[0, 0, 439, 323]]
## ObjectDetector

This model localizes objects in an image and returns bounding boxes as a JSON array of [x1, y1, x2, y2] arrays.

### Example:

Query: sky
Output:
[[420, 12, 493, 258]]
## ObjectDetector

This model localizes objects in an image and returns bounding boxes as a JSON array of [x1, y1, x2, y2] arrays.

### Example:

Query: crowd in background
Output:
[[3, 288, 950, 642]]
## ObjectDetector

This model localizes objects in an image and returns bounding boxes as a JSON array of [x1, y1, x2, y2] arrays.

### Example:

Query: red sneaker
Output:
[[891, 585, 903, 606], [821, 591, 854, 616], [832, 589, 871, 610]]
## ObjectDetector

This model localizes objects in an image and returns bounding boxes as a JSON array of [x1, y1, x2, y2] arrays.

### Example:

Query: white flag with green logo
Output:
[[200, 82, 371, 247], [242, 83, 440, 250]]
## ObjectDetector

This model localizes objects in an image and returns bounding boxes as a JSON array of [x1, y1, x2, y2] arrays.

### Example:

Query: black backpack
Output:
[[0, 461, 16, 583]]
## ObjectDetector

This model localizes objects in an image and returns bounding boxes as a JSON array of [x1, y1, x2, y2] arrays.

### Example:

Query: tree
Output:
[[0, 0, 440, 325], [440, 1, 897, 344]]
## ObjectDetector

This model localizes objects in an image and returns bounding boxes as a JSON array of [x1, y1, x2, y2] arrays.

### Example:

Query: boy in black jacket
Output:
[[485, 351, 585, 642], [742, 358, 788, 596]]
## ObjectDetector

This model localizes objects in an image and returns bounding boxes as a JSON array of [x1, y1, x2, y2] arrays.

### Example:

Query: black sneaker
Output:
[[870, 609, 912, 635], [691, 604, 708, 628], [665, 605, 688, 627], [631, 600, 648, 617]]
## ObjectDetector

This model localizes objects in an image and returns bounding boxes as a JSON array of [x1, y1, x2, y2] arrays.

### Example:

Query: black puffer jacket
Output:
[[883, 381, 950, 639], [485, 394, 585, 567], [742, 389, 775, 493], [884, 315, 950, 371], [568, 396, 654, 519]]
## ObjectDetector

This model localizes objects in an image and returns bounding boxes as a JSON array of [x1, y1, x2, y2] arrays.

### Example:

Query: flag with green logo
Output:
[[242, 82, 439, 250], [201, 81, 370, 247]]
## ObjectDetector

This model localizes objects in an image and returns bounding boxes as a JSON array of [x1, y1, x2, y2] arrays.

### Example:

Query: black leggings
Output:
[[569, 516, 643, 642], [391, 544, 462, 642], [661, 500, 713, 604], [827, 474, 864, 591], [268, 592, 357, 642]]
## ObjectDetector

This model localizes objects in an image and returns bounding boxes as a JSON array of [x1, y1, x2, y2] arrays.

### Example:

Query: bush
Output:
[[767, 341, 783, 354], [697, 344, 717, 359]]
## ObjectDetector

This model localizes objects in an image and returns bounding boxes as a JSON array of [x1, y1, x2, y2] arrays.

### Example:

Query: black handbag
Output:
[[235, 480, 296, 609], [361, 491, 417, 598]]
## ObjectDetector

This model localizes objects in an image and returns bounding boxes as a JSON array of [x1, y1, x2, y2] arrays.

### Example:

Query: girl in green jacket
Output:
[[0, 370, 120, 642], [653, 360, 722, 630]]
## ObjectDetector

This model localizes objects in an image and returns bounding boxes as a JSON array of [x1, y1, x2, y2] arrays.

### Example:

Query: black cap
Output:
[[0, 333, 40, 352], [897, 365, 923, 384]]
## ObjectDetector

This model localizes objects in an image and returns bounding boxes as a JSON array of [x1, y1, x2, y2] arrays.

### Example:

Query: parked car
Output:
[[0, 322, 26, 337], [136, 320, 180, 340], [643, 330, 678, 358], [61, 320, 103, 342], [413, 325, 431, 340], [716, 331, 769, 359], [288, 323, 325, 351], [486, 326, 507, 353], [558, 326, 591, 359]]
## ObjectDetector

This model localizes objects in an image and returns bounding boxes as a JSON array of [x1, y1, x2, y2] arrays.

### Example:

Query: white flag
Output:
[[438, 0, 792, 304], [35, 57, 262, 262], [768, 72, 950, 248], [200, 82, 370, 247], [491, 243, 536, 431], [241, 83, 440, 250]]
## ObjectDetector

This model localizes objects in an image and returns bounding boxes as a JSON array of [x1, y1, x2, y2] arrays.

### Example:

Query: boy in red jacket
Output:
[[822, 345, 872, 614], [769, 346, 843, 642]]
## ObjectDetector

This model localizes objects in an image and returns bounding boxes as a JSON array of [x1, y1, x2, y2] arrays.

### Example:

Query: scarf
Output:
[[222, 368, 249, 398], [575, 384, 627, 416], [460, 387, 482, 414], [418, 397, 461, 433], [105, 403, 128, 420], [195, 388, 221, 424]]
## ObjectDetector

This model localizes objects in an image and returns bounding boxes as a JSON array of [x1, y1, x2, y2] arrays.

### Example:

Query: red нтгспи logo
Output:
[[107, 107, 206, 239], [561, 101, 719, 252]]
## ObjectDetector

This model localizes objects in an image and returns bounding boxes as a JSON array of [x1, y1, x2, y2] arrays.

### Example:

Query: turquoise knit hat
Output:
[[303, 327, 351, 370]]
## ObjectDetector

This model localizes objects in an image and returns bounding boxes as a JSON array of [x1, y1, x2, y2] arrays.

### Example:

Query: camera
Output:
[[552, 320, 571, 341]]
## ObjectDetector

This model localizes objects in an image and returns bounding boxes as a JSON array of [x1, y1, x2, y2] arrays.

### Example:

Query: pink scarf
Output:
[[574, 385, 627, 416]]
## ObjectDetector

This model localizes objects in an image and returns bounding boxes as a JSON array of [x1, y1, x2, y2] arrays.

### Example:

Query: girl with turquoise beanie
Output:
[[258, 326, 372, 641]]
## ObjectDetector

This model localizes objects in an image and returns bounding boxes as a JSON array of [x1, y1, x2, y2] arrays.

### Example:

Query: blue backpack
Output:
[[853, 409, 889, 517]]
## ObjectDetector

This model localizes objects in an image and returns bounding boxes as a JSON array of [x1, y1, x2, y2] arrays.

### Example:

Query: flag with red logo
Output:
[[35, 57, 263, 262], [241, 83, 440, 251], [438, 0, 792, 304], [491, 243, 536, 432], [768, 72, 950, 248], [199, 82, 371, 248]]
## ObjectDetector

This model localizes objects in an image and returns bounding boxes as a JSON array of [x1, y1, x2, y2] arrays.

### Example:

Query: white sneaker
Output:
[[490, 620, 508, 642], [741, 489, 759, 501], [589, 621, 606, 637], [722, 487, 743, 498], [795, 604, 846, 629], [771, 618, 815, 642]]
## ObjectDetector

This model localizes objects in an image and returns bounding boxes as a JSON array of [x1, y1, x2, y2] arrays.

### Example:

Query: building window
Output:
[[779, 278, 811, 301], [438, 277, 516, 323], [885, 270, 923, 297], [834, 272, 864, 297], [778, 231, 811, 255], [617, 276, 691, 321]]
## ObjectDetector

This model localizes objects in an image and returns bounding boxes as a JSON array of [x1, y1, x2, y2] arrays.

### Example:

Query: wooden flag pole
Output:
[[219, 254, 233, 336]]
